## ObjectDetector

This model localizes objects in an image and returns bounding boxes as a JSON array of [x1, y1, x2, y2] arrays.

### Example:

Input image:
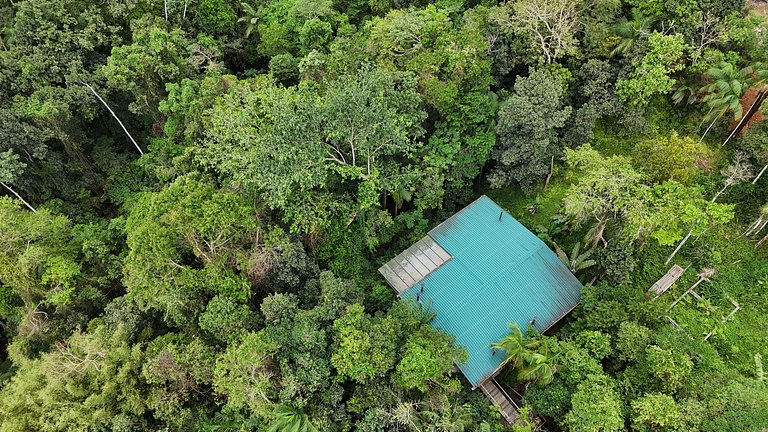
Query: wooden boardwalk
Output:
[[479, 379, 520, 424], [648, 264, 686, 299]]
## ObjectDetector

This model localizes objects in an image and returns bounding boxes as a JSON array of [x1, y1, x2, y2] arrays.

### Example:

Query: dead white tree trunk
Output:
[[1, 182, 37, 213], [164, 0, 169, 20], [712, 152, 753, 202], [697, 106, 715, 133], [711, 183, 730, 202], [543, 155, 555, 192], [744, 204, 768, 237], [665, 229, 693, 265], [699, 111, 723, 143], [80, 82, 143, 155], [753, 164, 767, 184]]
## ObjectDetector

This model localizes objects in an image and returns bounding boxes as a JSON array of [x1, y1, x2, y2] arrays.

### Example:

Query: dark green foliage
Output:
[[199, 295, 260, 343], [142, 333, 216, 428], [269, 53, 300, 84], [490, 69, 572, 193], [565, 374, 624, 431], [195, 0, 237, 35], [740, 121, 768, 167], [594, 238, 638, 285], [1, 0, 768, 430]]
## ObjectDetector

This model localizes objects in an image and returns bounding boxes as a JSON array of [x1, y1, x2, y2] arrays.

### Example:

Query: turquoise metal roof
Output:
[[399, 196, 582, 388]]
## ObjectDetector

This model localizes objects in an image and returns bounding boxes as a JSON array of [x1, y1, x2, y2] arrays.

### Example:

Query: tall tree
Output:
[[490, 0, 583, 64], [199, 67, 426, 243], [564, 374, 624, 432], [123, 176, 258, 326], [490, 69, 572, 193], [562, 145, 645, 247], [616, 32, 689, 107]]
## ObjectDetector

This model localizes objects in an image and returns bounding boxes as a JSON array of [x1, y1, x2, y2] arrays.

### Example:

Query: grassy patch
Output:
[[485, 176, 571, 230]]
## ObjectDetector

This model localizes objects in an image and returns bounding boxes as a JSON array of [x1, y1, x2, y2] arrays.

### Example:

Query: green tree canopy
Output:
[[490, 69, 572, 193], [123, 176, 258, 325]]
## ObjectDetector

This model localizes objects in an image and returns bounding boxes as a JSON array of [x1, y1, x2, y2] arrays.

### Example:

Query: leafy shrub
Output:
[[633, 132, 711, 185], [199, 295, 259, 343]]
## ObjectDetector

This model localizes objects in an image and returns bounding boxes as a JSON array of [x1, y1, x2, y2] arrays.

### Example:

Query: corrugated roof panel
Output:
[[395, 196, 582, 388]]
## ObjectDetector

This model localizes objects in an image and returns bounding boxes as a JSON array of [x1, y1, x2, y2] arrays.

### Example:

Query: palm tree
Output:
[[517, 351, 555, 386], [267, 405, 318, 432], [699, 62, 751, 142], [611, 9, 656, 57], [553, 242, 596, 273], [491, 323, 526, 368], [239, 2, 259, 38]]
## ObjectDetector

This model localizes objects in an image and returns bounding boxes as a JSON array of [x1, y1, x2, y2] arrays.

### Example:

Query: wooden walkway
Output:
[[479, 379, 520, 424], [648, 264, 686, 299]]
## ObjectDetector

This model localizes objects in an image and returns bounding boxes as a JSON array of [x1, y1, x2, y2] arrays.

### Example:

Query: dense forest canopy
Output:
[[0, 0, 767, 430]]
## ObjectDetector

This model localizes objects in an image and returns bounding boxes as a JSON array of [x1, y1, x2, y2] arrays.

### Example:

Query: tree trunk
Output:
[[723, 89, 767, 147], [753, 164, 767, 184], [1, 182, 37, 213], [591, 219, 608, 249], [744, 215, 768, 237], [543, 155, 555, 192], [757, 232, 768, 248], [697, 106, 714, 133], [699, 111, 723, 143], [711, 183, 730, 202], [81, 82, 143, 155], [665, 229, 693, 265]]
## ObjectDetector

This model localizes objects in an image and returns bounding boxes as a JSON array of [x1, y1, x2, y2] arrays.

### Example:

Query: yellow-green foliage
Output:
[[633, 132, 712, 185]]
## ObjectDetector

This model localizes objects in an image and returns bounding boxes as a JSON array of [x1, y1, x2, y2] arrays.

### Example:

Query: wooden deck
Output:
[[479, 378, 520, 424], [378, 235, 451, 295], [648, 264, 686, 299]]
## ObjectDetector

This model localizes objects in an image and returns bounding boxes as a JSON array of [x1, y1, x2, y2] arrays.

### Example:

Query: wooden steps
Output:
[[479, 379, 520, 424]]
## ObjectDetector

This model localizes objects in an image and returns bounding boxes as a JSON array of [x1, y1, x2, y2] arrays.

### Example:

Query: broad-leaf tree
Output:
[[490, 69, 572, 193]]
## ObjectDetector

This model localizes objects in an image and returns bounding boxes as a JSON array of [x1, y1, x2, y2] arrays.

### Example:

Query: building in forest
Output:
[[378, 196, 583, 423]]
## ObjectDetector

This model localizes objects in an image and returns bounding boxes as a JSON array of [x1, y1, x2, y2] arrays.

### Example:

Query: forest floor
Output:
[[750, 0, 768, 17]]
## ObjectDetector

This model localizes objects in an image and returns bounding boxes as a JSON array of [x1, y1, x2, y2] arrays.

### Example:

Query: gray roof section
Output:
[[378, 236, 451, 295]]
